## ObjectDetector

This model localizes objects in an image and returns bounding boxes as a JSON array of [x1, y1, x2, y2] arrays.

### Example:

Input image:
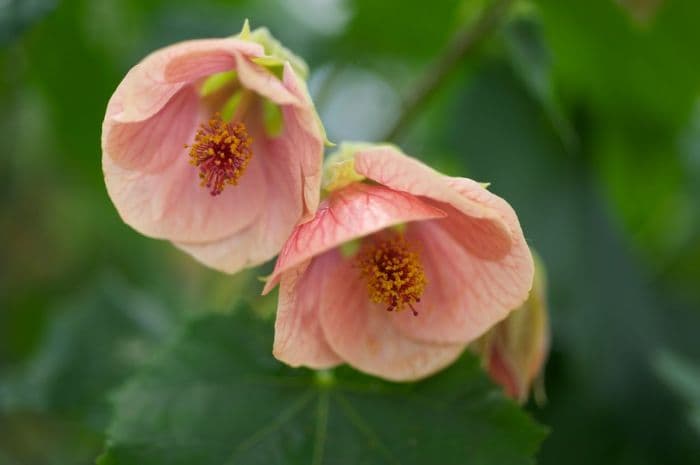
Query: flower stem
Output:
[[384, 0, 515, 142]]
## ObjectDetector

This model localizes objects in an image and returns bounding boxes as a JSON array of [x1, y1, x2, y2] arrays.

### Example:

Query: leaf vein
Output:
[[311, 391, 330, 465], [335, 392, 401, 465], [224, 389, 315, 464]]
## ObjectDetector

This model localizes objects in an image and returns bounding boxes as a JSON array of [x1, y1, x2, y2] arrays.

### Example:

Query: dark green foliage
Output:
[[99, 310, 546, 465], [1, 0, 700, 464]]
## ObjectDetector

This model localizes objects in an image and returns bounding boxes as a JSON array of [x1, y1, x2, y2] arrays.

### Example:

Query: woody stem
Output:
[[383, 0, 515, 142]]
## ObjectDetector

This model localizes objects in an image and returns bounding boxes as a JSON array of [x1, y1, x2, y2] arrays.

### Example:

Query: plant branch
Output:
[[384, 0, 515, 141]]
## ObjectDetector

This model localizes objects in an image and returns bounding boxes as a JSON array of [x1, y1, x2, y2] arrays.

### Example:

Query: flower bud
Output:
[[476, 252, 549, 403]]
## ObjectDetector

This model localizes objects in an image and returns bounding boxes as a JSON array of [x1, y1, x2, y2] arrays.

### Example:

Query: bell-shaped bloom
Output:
[[102, 22, 325, 273], [263, 144, 535, 381], [477, 253, 549, 403]]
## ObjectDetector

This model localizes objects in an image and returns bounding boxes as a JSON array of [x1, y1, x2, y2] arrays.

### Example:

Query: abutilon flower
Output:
[[476, 254, 549, 403], [101, 22, 325, 273], [263, 144, 535, 381]]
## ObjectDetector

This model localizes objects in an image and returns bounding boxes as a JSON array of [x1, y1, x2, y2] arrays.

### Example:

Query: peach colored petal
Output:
[[107, 38, 263, 125], [174, 100, 315, 272], [103, 40, 267, 172], [103, 126, 266, 243], [234, 54, 300, 107], [102, 36, 325, 275], [263, 183, 446, 294], [274, 63, 324, 218], [163, 40, 260, 82], [354, 145, 512, 257], [318, 252, 466, 382], [272, 254, 343, 368], [173, 141, 300, 271], [389, 190, 534, 344], [102, 86, 200, 173]]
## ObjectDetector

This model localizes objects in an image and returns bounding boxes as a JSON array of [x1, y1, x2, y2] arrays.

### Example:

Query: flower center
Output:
[[356, 233, 427, 316], [186, 113, 253, 196]]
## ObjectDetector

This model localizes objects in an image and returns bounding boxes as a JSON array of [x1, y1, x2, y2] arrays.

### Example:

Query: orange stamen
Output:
[[356, 233, 426, 316], [186, 113, 253, 196]]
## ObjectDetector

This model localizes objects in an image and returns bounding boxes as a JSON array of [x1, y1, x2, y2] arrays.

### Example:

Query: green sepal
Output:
[[262, 99, 284, 137], [236, 19, 309, 80], [321, 142, 378, 193], [339, 239, 361, 258], [200, 70, 237, 97], [220, 90, 245, 122]]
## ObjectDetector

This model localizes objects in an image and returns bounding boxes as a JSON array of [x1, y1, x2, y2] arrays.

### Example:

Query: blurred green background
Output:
[[2, 0, 700, 463]]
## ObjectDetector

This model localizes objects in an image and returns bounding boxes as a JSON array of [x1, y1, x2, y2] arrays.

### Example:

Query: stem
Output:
[[383, 0, 515, 141]]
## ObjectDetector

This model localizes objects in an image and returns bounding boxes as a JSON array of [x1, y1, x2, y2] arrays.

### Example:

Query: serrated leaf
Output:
[[99, 310, 547, 465]]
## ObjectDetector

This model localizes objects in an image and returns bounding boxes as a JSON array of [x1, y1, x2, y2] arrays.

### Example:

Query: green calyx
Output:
[[321, 142, 376, 193], [237, 19, 309, 80], [236, 20, 332, 145]]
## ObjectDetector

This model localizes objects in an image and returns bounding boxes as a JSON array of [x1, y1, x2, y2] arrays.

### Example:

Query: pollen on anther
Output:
[[356, 233, 427, 316], [186, 113, 253, 196]]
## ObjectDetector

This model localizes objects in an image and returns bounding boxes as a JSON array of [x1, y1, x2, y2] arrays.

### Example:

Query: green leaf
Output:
[[503, 9, 576, 153], [0, 275, 175, 427], [530, 0, 700, 279], [99, 310, 547, 465], [424, 61, 700, 465], [336, 0, 463, 61]]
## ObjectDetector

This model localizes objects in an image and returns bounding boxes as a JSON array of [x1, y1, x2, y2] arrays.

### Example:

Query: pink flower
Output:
[[102, 23, 325, 273], [263, 144, 535, 381], [478, 253, 549, 403]]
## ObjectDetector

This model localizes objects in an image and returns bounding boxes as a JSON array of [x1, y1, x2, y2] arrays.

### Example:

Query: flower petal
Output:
[[234, 54, 300, 106], [274, 62, 325, 218], [103, 38, 265, 172], [390, 184, 534, 344], [354, 145, 512, 258], [318, 251, 466, 382], [263, 183, 446, 294], [103, 124, 266, 243], [173, 147, 299, 271], [163, 39, 261, 83], [487, 345, 521, 399], [107, 38, 263, 125], [272, 255, 343, 369], [102, 86, 200, 173], [174, 101, 313, 272]]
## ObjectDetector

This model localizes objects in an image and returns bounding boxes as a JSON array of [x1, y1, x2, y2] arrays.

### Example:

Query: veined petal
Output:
[[273, 255, 343, 368], [102, 30, 325, 276], [276, 63, 325, 217], [103, 130, 266, 243], [103, 86, 200, 173], [390, 183, 534, 344], [108, 38, 263, 125], [173, 145, 300, 271], [233, 54, 300, 107], [318, 252, 466, 382], [263, 183, 446, 294], [103, 39, 266, 172], [354, 145, 512, 257], [174, 98, 315, 272]]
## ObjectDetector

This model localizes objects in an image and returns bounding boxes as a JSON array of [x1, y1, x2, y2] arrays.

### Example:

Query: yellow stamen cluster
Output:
[[186, 113, 253, 196], [356, 234, 427, 316]]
